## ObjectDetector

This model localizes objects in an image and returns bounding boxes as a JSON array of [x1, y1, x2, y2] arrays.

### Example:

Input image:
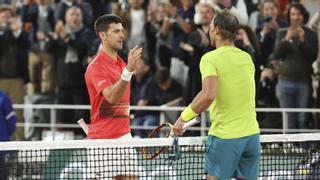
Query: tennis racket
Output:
[[141, 117, 200, 160]]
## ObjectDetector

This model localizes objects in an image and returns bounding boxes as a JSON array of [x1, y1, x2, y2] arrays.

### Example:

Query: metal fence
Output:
[[13, 104, 320, 140]]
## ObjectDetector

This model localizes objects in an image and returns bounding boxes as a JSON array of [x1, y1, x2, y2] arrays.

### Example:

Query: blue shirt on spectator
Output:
[[0, 90, 16, 142]]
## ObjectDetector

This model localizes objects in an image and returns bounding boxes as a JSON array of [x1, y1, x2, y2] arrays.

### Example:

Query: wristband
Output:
[[121, 68, 133, 81], [180, 105, 198, 122]]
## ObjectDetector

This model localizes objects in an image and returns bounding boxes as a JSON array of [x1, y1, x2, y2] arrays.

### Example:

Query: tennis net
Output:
[[0, 133, 319, 179]]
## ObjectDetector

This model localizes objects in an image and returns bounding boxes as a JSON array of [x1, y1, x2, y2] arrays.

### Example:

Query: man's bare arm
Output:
[[101, 46, 142, 104], [189, 76, 217, 113], [101, 79, 130, 104], [172, 76, 217, 135]]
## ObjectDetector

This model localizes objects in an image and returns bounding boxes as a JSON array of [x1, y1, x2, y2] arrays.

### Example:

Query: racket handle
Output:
[[77, 118, 89, 135], [182, 116, 201, 129]]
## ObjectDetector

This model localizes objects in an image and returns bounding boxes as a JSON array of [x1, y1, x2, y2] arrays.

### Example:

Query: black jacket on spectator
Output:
[[54, 2, 94, 27], [181, 27, 213, 105], [48, 27, 94, 88], [270, 27, 318, 81], [131, 70, 156, 117], [256, 18, 287, 66], [146, 79, 182, 106], [172, 7, 195, 59], [84, 0, 112, 20], [0, 29, 30, 83], [21, 3, 56, 43], [20, 3, 38, 26]]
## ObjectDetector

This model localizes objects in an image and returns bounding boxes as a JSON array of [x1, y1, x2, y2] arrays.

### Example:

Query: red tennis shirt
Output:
[[85, 50, 130, 139]]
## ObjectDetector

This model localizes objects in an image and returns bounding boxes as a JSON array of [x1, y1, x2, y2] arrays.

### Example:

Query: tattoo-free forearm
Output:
[[189, 90, 214, 114], [189, 77, 217, 114], [102, 79, 130, 104]]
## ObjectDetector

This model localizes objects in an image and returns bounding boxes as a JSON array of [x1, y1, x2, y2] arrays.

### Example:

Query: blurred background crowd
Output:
[[0, 0, 319, 140]]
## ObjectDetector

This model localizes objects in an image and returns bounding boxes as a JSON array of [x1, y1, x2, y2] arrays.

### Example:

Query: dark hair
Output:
[[286, 3, 309, 25], [169, 0, 181, 8], [238, 25, 260, 52], [156, 67, 170, 84], [94, 14, 123, 38], [213, 10, 239, 40]]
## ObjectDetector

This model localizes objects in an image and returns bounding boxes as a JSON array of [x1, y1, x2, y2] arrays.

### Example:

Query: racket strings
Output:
[[141, 123, 173, 160]]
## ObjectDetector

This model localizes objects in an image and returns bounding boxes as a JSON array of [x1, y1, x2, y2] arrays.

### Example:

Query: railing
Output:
[[13, 104, 320, 140]]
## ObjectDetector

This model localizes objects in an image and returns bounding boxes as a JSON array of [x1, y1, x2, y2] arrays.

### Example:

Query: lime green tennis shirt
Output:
[[200, 46, 260, 139]]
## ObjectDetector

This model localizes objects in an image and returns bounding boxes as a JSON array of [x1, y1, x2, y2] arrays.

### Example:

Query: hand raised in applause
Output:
[[285, 27, 297, 41], [296, 27, 305, 42], [126, 46, 143, 72]]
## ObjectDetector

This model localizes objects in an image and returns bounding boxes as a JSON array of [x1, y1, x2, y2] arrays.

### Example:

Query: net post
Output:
[[282, 110, 288, 134], [50, 108, 57, 140], [200, 112, 207, 136]]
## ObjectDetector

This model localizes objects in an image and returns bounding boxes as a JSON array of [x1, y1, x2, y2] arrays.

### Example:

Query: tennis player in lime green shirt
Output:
[[173, 10, 260, 180]]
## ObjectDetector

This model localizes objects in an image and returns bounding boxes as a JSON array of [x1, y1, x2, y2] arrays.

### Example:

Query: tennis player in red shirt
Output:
[[85, 14, 142, 179]]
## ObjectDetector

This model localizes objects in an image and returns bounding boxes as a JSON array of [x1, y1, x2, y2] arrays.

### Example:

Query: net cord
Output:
[[1, 133, 320, 151]]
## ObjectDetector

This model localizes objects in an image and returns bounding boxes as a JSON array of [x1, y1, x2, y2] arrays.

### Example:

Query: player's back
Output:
[[200, 46, 259, 139]]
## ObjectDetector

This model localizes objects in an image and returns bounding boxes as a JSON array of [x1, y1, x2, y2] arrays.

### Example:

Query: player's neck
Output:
[[215, 38, 234, 48], [103, 46, 117, 61]]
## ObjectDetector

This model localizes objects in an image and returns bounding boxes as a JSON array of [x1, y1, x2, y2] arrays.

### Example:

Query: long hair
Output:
[[238, 25, 260, 53], [286, 3, 309, 25]]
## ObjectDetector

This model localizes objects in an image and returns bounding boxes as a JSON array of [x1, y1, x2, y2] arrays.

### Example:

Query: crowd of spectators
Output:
[[0, 0, 319, 140]]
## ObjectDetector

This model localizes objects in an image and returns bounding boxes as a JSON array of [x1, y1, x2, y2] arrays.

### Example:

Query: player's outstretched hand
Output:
[[126, 46, 143, 72]]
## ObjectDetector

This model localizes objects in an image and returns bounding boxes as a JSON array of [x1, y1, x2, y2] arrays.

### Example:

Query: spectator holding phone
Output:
[[269, 3, 318, 129], [256, 0, 287, 66]]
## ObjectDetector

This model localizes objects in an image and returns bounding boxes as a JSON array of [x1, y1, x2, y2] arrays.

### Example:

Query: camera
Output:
[[264, 16, 272, 23], [266, 61, 275, 69]]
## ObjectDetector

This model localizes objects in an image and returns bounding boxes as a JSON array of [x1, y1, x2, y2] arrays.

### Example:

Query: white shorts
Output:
[[86, 133, 139, 179]]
